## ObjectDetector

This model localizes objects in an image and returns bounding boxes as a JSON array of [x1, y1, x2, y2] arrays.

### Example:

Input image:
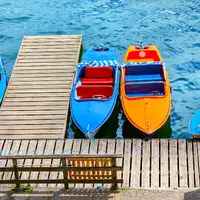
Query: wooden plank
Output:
[[12, 73, 74, 78], [0, 166, 122, 172], [29, 140, 46, 187], [19, 52, 78, 56], [141, 140, 150, 188], [0, 140, 13, 179], [96, 139, 107, 188], [85, 139, 98, 188], [0, 120, 65, 125], [3, 101, 68, 106], [9, 77, 73, 82], [20, 140, 37, 181], [0, 179, 123, 184], [115, 140, 124, 187], [193, 141, 200, 187], [0, 130, 62, 135], [20, 49, 79, 53], [77, 139, 89, 188], [6, 89, 70, 94], [131, 139, 142, 188], [0, 115, 65, 120], [9, 80, 72, 86], [187, 141, 194, 187], [1, 106, 67, 111], [13, 70, 74, 74], [0, 140, 5, 155], [8, 85, 71, 90], [104, 140, 115, 188], [0, 140, 10, 183], [178, 139, 188, 187], [21, 45, 79, 49], [58, 140, 73, 188], [22, 39, 80, 42], [18, 55, 77, 59], [2, 140, 21, 185], [17, 58, 77, 62], [38, 140, 56, 187], [161, 140, 169, 188], [4, 97, 69, 102], [48, 140, 64, 187], [0, 125, 63, 130], [0, 135, 61, 139], [71, 140, 82, 188], [5, 93, 70, 98], [17, 140, 29, 179], [21, 42, 80, 46], [170, 140, 178, 188], [24, 35, 81, 39], [151, 139, 159, 188], [123, 140, 131, 188], [0, 110, 67, 115]]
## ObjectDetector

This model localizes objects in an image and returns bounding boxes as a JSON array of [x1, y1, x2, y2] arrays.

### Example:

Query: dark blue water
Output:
[[0, 0, 200, 138]]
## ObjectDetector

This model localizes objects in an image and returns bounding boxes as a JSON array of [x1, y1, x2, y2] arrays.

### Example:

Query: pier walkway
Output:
[[0, 35, 82, 139], [0, 139, 199, 189]]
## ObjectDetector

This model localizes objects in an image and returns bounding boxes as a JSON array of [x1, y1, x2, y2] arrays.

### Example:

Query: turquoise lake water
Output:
[[0, 0, 200, 138]]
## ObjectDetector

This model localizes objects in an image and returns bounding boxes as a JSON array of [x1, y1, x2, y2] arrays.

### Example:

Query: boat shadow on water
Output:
[[66, 97, 172, 139], [122, 113, 172, 139], [67, 97, 120, 139]]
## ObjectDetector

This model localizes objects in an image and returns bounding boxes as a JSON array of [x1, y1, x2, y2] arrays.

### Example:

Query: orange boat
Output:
[[120, 45, 171, 136]]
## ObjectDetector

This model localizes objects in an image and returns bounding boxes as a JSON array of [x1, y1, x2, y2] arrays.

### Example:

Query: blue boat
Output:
[[70, 47, 120, 138], [189, 110, 200, 139], [0, 57, 8, 104]]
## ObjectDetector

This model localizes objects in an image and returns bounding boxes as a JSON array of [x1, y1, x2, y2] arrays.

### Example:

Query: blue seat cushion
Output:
[[126, 93, 164, 97], [126, 74, 163, 82], [125, 82, 164, 97], [126, 64, 163, 75]]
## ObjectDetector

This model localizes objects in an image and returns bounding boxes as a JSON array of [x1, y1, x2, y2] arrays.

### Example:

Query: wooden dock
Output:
[[0, 139, 199, 189], [0, 35, 82, 139]]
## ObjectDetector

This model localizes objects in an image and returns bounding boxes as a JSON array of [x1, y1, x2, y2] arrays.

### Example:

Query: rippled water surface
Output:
[[0, 0, 200, 138]]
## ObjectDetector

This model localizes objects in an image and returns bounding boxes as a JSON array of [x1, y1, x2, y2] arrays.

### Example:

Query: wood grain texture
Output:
[[0, 35, 82, 139]]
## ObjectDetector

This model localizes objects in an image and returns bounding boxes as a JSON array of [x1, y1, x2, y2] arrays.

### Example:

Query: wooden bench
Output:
[[0, 154, 123, 189]]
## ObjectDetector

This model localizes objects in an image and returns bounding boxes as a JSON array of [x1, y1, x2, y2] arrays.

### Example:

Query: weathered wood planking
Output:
[[123, 140, 131, 187], [178, 140, 188, 187], [160, 140, 169, 188], [169, 140, 178, 188], [151, 140, 159, 188], [48, 140, 64, 188], [141, 140, 150, 187], [0, 35, 82, 139], [38, 140, 56, 187], [131, 139, 141, 188], [0, 139, 199, 189]]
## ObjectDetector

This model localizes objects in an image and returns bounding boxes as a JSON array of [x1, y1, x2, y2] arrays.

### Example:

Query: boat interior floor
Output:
[[77, 66, 114, 100], [125, 64, 165, 97]]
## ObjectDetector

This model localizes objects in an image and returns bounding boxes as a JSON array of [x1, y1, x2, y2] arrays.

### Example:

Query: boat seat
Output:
[[126, 93, 164, 97], [126, 64, 163, 75], [126, 74, 163, 82], [77, 85, 114, 98], [125, 82, 164, 97], [84, 66, 112, 78], [82, 77, 114, 85]]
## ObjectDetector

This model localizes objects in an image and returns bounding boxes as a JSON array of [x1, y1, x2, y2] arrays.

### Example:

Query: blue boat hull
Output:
[[0, 58, 8, 104], [70, 47, 120, 138], [189, 109, 200, 138]]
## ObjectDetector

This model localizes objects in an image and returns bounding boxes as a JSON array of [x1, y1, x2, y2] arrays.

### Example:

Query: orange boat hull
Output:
[[121, 46, 171, 135]]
